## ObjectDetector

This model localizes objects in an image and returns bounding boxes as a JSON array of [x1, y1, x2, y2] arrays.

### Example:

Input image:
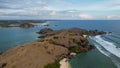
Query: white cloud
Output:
[[50, 11, 56, 16], [0, 0, 120, 19], [107, 15, 120, 19], [79, 14, 94, 19]]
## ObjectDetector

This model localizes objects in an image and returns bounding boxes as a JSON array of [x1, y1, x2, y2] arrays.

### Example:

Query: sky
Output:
[[0, 0, 120, 20]]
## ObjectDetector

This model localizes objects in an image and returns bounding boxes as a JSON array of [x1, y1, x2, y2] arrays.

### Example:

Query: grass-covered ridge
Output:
[[44, 61, 60, 68]]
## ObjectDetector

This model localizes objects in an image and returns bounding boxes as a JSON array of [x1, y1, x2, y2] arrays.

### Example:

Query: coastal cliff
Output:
[[0, 27, 106, 68]]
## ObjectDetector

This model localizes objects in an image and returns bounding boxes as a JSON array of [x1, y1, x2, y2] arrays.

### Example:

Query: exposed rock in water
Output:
[[88, 30, 106, 35]]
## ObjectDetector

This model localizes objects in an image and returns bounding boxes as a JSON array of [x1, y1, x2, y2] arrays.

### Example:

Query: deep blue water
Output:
[[47, 20, 120, 34], [0, 20, 120, 68]]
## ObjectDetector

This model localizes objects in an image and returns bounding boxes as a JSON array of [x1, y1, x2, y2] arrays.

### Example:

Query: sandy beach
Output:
[[60, 58, 71, 68]]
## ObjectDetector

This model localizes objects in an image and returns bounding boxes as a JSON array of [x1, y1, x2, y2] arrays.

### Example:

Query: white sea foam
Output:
[[40, 22, 49, 26], [94, 43, 110, 57], [89, 36, 120, 68], [111, 58, 120, 68], [92, 35, 120, 58], [89, 36, 110, 57], [33, 22, 49, 26]]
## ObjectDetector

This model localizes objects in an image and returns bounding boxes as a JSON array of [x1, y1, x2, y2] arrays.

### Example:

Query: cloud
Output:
[[0, 0, 52, 10], [50, 11, 56, 16], [0, 0, 120, 19], [107, 15, 120, 19], [79, 14, 94, 19]]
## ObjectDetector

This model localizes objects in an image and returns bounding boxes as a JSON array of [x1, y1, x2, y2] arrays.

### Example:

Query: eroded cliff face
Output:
[[0, 27, 106, 68]]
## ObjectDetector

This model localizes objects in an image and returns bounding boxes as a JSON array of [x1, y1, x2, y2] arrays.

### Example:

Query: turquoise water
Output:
[[69, 49, 117, 68], [0, 20, 120, 68], [0, 26, 47, 52]]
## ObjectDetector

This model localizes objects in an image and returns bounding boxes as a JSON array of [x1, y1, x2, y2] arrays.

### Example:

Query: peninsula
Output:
[[0, 27, 106, 68], [0, 20, 46, 27]]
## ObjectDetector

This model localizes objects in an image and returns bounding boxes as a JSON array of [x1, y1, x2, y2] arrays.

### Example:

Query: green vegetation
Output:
[[53, 36, 59, 39], [0, 52, 3, 55], [44, 61, 60, 68], [69, 32, 74, 36], [48, 40, 65, 46], [72, 39, 76, 43], [38, 39, 45, 42], [49, 40, 59, 45], [12, 65, 15, 68], [1, 63, 7, 68], [69, 46, 82, 53]]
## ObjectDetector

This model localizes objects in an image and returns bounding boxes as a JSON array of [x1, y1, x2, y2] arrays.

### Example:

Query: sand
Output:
[[60, 58, 71, 68]]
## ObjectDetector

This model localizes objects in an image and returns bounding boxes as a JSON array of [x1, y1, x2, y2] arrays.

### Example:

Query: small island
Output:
[[19, 23, 34, 28], [0, 20, 46, 27], [0, 27, 106, 68]]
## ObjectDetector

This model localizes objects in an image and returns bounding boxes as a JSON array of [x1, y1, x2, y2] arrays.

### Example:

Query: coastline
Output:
[[0, 27, 106, 68], [0, 20, 119, 68]]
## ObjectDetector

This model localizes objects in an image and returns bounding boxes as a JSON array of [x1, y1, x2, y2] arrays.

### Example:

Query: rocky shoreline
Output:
[[37, 28, 106, 58], [0, 27, 106, 68]]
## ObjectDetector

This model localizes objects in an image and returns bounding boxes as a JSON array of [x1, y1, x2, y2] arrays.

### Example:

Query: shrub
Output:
[[69, 46, 82, 53], [48, 40, 65, 47], [1, 63, 7, 68], [38, 39, 45, 42], [49, 40, 59, 45], [53, 36, 59, 39], [72, 39, 76, 43], [44, 61, 60, 68], [0, 52, 3, 55]]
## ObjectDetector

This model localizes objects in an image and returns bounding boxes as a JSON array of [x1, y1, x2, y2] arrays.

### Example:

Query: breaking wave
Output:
[[88, 35, 120, 68]]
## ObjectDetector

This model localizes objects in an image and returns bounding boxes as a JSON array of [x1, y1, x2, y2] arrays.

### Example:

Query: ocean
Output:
[[0, 20, 120, 68]]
